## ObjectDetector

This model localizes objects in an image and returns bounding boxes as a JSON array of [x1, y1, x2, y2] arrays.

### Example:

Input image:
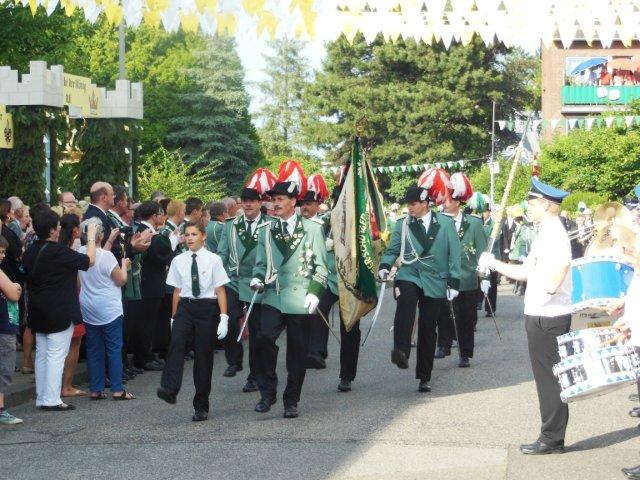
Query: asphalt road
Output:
[[2, 284, 639, 480]]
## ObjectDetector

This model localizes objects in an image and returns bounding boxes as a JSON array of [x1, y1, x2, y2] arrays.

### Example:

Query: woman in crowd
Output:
[[78, 218, 134, 401], [22, 209, 96, 411]]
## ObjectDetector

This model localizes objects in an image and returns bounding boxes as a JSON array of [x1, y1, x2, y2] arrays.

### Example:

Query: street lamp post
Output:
[[490, 100, 496, 207]]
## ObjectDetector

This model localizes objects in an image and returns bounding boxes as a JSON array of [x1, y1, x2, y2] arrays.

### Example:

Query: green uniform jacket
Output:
[[483, 218, 503, 258], [158, 220, 180, 295], [508, 223, 536, 261], [379, 212, 461, 298], [206, 220, 225, 253], [217, 213, 270, 303], [320, 212, 338, 296], [456, 213, 488, 292], [253, 214, 328, 315], [123, 221, 143, 301]]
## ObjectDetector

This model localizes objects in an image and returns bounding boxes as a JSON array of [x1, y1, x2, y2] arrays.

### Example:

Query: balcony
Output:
[[562, 85, 640, 105]]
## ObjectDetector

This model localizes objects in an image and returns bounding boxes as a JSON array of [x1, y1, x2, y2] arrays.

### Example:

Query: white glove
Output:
[[325, 238, 334, 250], [518, 255, 526, 263], [446, 288, 459, 301], [304, 293, 320, 314], [478, 252, 496, 273], [170, 318, 174, 329], [250, 278, 264, 292], [378, 269, 389, 280], [217, 314, 229, 340], [480, 279, 490, 295]]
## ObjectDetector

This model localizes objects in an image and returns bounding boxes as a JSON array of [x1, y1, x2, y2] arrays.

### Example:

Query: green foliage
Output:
[[301, 34, 538, 167], [469, 157, 532, 206], [166, 36, 263, 194], [138, 147, 224, 202], [540, 126, 640, 200], [256, 38, 310, 157], [385, 173, 416, 202], [0, 106, 66, 205], [562, 191, 608, 214]]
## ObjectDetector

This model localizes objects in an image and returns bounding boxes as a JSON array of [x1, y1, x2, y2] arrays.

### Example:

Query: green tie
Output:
[[191, 253, 200, 298]]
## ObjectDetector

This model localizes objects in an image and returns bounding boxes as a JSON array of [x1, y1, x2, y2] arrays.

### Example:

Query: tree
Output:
[[256, 38, 310, 157], [166, 36, 263, 194], [301, 34, 539, 197]]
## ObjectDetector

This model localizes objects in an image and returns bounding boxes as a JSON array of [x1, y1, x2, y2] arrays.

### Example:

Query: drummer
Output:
[[479, 177, 572, 455]]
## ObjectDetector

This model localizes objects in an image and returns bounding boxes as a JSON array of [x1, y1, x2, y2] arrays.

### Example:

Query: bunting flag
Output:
[[331, 137, 387, 332], [495, 115, 640, 131], [9, 0, 640, 49], [321, 159, 472, 175]]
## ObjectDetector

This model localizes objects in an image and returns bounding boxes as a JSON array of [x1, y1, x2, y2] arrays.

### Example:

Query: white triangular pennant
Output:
[[498, 120, 506, 130], [585, 118, 595, 130], [626, 116, 634, 127], [568, 119, 577, 130], [605, 116, 615, 128], [389, 166, 396, 172], [550, 119, 560, 130], [447, 161, 453, 168], [458, 161, 464, 167], [401, 165, 407, 172]]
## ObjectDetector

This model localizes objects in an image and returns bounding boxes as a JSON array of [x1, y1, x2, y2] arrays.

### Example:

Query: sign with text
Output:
[[63, 74, 101, 118], [0, 105, 13, 149]]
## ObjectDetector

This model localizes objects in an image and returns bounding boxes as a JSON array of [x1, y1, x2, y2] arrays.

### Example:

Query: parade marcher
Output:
[[217, 168, 275, 390], [435, 174, 488, 367], [205, 202, 227, 253], [379, 171, 461, 393], [157, 222, 229, 422], [478, 195, 502, 316], [479, 177, 572, 455], [301, 173, 332, 370], [507, 204, 536, 296], [250, 161, 328, 418]]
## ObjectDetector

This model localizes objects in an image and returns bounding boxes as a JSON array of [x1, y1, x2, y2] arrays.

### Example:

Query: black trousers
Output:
[[484, 271, 498, 314], [161, 298, 220, 412], [255, 304, 310, 407], [127, 296, 162, 368], [308, 290, 335, 358], [393, 280, 446, 381], [224, 287, 261, 382], [525, 314, 571, 445], [437, 290, 477, 358], [153, 293, 173, 358]]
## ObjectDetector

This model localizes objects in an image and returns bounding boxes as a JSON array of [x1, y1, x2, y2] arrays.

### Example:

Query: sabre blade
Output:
[[236, 290, 259, 342], [317, 308, 341, 345], [361, 281, 387, 347], [483, 291, 502, 341]]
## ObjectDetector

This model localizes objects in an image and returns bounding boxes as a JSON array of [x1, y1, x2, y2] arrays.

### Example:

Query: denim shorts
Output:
[[0, 334, 16, 394]]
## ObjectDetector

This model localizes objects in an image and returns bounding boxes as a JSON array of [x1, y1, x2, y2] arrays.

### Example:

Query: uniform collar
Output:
[[188, 246, 207, 257], [419, 211, 431, 225], [140, 220, 156, 233], [280, 213, 297, 228], [108, 209, 124, 222]]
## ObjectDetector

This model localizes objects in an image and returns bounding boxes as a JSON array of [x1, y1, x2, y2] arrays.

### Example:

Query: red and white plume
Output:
[[246, 168, 277, 197], [418, 168, 451, 205], [278, 159, 308, 199], [307, 174, 329, 202], [449, 172, 473, 202]]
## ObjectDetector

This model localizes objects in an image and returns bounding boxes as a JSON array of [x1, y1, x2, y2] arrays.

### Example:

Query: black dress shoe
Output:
[[144, 360, 164, 371], [434, 346, 445, 359], [223, 365, 242, 377], [391, 349, 409, 369], [130, 367, 144, 375], [157, 387, 177, 405], [629, 407, 640, 418], [519, 440, 564, 455], [306, 354, 327, 370], [338, 380, 352, 392], [192, 411, 208, 422], [283, 404, 299, 418], [630, 393, 639, 402], [242, 380, 259, 393], [418, 380, 431, 392], [458, 357, 470, 368], [39, 403, 75, 411], [254, 397, 276, 413], [622, 465, 640, 479]]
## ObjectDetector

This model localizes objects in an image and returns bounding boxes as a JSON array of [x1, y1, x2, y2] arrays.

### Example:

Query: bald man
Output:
[[83, 181, 116, 247]]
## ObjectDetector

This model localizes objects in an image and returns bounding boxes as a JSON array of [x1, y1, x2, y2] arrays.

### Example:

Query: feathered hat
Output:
[[303, 173, 329, 202], [468, 191, 489, 213], [449, 172, 473, 203], [266, 160, 307, 199], [243, 168, 277, 200], [417, 167, 451, 205]]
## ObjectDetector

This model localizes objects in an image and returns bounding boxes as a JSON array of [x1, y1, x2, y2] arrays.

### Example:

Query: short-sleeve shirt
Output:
[[0, 293, 18, 335], [166, 247, 229, 299], [78, 247, 123, 326], [22, 240, 90, 334], [522, 217, 572, 317]]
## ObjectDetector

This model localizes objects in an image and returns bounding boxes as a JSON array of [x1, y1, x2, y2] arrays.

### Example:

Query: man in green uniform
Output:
[[250, 161, 328, 418], [217, 174, 272, 390], [478, 195, 502, 316], [205, 201, 228, 253], [379, 185, 461, 392], [435, 174, 488, 368]]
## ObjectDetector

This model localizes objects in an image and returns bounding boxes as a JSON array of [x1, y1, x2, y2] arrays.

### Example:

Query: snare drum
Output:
[[554, 328, 640, 403], [570, 256, 634, 313]]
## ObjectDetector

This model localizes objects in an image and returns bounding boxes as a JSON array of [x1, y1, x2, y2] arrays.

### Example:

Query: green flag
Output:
[[331, 137, 387, 332]]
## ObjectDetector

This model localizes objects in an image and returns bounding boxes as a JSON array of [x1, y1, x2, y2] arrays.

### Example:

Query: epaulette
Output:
[[308, 217, 324, 225], [225, 217, 235, 222], [257, 221, 271, 229]]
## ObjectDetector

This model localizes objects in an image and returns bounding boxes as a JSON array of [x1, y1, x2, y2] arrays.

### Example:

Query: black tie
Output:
[[281, 220, 289, 238], [246, 219, 254, 235], [191, 253, 200, 298]]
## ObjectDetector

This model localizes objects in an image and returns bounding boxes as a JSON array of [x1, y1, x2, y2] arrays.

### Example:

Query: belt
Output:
[[180, 297, 217, 304]]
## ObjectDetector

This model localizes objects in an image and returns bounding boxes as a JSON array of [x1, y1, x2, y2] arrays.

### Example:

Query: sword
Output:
[[362, 278, 388, 347], [317, 307, 341, 345], [237, 290, 259, 342], [482, 290, 502, 341], [447, 291, 463, 363]]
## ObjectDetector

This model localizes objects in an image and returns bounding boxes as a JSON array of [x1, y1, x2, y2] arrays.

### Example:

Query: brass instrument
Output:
[[584, 202, 637, 256], [567, 224, 595, 242]]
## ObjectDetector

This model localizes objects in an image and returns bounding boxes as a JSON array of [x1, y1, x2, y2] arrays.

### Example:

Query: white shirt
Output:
[[166, 247, 229, 299], [279, 213, 297, 236], [522, 216, 572, 317], [244, 215, 259, 235], [444, 211, 463, 232], [419, 211, 432, 234], [78, 248, 123, 325], [623, 272, 640, 346]]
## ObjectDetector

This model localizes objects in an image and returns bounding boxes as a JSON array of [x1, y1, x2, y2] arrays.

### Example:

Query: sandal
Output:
[[112, 390, 136, 401], [90, 392, 108, 401]]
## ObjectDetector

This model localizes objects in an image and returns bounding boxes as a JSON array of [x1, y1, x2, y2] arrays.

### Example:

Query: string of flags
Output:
[[496, 115, 640, 132], [321, 159, 483, 175]]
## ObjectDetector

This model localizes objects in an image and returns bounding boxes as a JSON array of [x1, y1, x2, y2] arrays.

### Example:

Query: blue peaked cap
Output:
[[634, 185, 640, 199], [527, 177, 569, 204]]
